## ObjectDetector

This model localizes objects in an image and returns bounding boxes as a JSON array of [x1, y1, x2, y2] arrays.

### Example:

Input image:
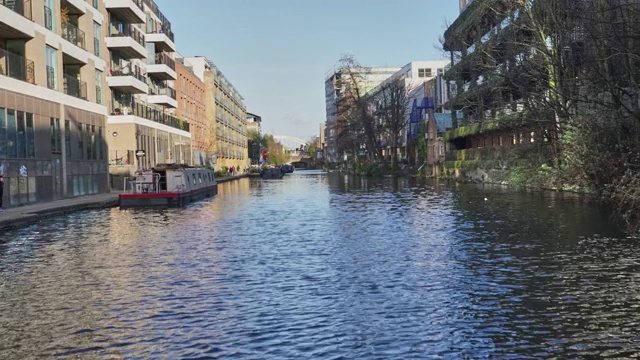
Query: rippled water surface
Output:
[[0, 171, 637, 358]]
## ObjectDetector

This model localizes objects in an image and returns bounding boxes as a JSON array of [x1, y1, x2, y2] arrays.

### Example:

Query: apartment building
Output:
[[105, 0, 192, 189], [324, 67, 399, 164], [185, 56, 248, 172], [0, 0, 110, 207], [246, 112, 261, 134], [174, 55, 206, 165], [367, 61, 449, 164]]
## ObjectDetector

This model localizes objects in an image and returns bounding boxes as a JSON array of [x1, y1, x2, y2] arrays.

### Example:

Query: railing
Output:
[[149, 82, 176, 99], [1, 0, 32, 19], [109, 22, 145, 46], [109, 60, 147, 82], [142, 0, 174, 41], [63, 73, 87, 100], [44, 4, 52, 29], [46, 65, 56, 89], [61, 22, 86, 50], [112, 97, 190, 132], [149, 51, 175, 70], [0, 48, 35, 84], [123, 173, 161, 194]]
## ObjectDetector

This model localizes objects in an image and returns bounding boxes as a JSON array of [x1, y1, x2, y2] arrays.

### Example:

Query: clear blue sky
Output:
[[156, 0, 460, 141]]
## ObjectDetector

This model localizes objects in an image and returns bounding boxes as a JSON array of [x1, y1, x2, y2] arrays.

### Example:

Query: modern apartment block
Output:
[[185, 56, 248, 171], [174, 55, 206, 165], [324, 67, 399, 164], [105, 0, 192, 189], [0, 0, 110, 206], [443, 0, 534, 153]]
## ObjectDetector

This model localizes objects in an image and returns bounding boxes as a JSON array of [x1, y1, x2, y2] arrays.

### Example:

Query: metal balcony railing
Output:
[[109, 23, 145, 46], [112, 97, 189, 132], [46, 65, 55, 89], [61, 22, 86, 50], [0, 0, 32, 19], [63, 73, 87, 99], [109, 60, 146, 83], [149, 51, 175, 70], [0, 48, 35, 84], [149, 82, 176, 99]]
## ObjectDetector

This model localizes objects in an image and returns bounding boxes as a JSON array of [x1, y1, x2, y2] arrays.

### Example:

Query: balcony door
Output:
[[5, 40, 26, 81], [46, 45, 57, 89]]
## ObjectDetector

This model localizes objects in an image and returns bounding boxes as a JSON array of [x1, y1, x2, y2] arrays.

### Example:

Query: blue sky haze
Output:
[[156, 0, 460, 140]]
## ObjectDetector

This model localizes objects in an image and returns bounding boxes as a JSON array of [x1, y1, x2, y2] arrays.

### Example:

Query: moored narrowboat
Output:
[[119, 164, 217, 208]]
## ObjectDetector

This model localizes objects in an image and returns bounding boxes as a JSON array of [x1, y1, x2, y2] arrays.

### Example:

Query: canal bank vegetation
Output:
[[247, 130, 288, 165], [443, 0, 640, 233]]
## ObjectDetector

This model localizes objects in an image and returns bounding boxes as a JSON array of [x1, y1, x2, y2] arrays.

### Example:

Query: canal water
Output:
[[0, 171, 636, 358]]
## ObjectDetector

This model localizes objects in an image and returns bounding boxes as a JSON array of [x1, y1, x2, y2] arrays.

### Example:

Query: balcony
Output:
[[111, 97, 189, 132], [147, 83, 177, 108], [63, 73, 87, 100], [0, 0, 35, 38], [104, 0, 145, 24], [105, 23, 146, 59], [146, 52, 176, 80], [61, 22, 85, 50], [106, 61, 148, 93], [145, 30, 176, 52], [62, 0, 86, 15], [0, 48, 35, 84]]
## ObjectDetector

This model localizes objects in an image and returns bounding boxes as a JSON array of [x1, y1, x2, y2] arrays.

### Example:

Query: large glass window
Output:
[[50, 118, 61, 153], [90, 125, 96, 160], [65, 120, 71, 159], [26, 113, 34, 158], [7, 110, 16, 158], [45, 46, 57, 90], [16, 111, 26, 158], [44, 0, 55, 31], [0, 108, 6, 158], [77, 122, 84, 159], [95, 69, 102, 104], [93, 21, 101, 57]]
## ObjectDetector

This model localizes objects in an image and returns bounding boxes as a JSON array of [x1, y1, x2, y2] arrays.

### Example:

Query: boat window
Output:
[[209, 173, 212, 182], [198, 173, 202, 183], [192, 173, 196, 185]]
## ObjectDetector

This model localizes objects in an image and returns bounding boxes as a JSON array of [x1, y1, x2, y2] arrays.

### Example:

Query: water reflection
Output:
[[0, 171, 634, 358]]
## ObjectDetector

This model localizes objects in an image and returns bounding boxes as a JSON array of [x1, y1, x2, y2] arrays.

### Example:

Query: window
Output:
[[95, 69, 102, 104], [26, 113, 34, 158], [93, 22, 101, 56], [98, 126, 103, 160], [65, 120, 71, 158], [78, 122, 84, 158], [90, 125, 96, 160], [92, 0, 99, 9], [50, 118, 61, 153], [437, 68, 444, 76], [16, 111, 26, 158], [46, 46, 57, 90], [418, 68, 432, 78], [0, 108, 5, 158], [7, 110, 16, 158], [44, 0, 55, 31]]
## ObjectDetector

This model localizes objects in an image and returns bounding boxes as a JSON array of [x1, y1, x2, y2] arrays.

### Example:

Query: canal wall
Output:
[[0, 174, 250, 230]]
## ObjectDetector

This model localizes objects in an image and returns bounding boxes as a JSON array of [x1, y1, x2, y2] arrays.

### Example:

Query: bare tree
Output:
[[374, 78, 412, 171]]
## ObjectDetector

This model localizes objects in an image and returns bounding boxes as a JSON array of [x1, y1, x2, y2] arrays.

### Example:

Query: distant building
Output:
[[246, 112, 262, 134], [324, 66, 400, 164], [175, 55, 207, 165], [184, 56, 248, 171]]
